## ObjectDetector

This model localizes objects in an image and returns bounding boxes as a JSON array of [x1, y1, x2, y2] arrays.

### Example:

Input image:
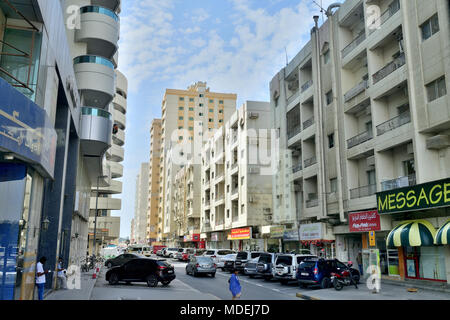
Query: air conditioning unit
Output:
[[248, 112, 259, 119]]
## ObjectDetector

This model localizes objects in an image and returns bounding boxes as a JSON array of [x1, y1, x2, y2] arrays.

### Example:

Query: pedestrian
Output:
[[36, 256, 50, 300], [56, 257, 67, 290], [356, 252, 363, 276], [228, 270, 241, 300]]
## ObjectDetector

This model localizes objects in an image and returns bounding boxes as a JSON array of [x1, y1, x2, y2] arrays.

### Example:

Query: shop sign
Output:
[[192, 234, 200, 242], [0, 77, 57, 179], [200, 233, 207, 239], [376, 178, 450, 214], [270, 225, 285, 239], [283, 229, 299, 241], [349, 210, 381, 232], [299, 223, 322, 240], [228, 227, 252, 240], [368, 231, 376, 247], [183, 235, 191, 242]]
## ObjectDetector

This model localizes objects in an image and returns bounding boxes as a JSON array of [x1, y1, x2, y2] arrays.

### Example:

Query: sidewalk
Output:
[[45, 267, 102, 300], [296, 281, 450, 300]]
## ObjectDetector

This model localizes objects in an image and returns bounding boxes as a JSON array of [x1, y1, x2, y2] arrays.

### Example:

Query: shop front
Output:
[[269, 225, 284, 253], [261, 225, 279, 252], [283, 228, 305, 253], [299, 223, 335, 258], [207, 231, 228, 249], [377, 178, 450, 284], [228, 227, 263, 251], [183, 234, 205, 249]]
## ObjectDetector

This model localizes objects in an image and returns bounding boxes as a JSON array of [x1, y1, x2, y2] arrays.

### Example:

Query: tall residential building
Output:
[[200, 101, 273, 251], [270, 0, 450, 284], [147, 119, 162, 244], [157, 82, 237, 246], [130, 218, 136, 244], [134, 163, 149, 244], [63, 0, 127, 254]]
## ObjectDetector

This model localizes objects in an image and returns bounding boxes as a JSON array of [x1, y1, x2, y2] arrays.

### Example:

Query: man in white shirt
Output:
[[36, 256, 49, 300], [56, 257, 67, 290]]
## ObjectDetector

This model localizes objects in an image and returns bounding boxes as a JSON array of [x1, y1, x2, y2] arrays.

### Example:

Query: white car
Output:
[[164, 248, 180, 258], [217, 253, 237, 270], [273, 254, 318, 284], [203, 249, 236, 264]]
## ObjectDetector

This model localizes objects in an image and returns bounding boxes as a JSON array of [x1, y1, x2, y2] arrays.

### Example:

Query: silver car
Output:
[[185, 256, 216, 277]]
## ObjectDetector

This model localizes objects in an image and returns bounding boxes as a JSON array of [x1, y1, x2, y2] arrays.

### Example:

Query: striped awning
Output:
[[434, 219, 450, 245], [387, 220, 436, 248]]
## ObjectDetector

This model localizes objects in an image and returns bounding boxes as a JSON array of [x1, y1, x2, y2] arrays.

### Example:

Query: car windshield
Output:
[[218, 250, 233, 255], [197, 257, 213, 263], [237, 252, 248, 259], [224, 254, 236, 260], [276, 255, 292, 265], [259, 254, 271, 263], [299, 260, 317, 269], [297, 256, 317, 264], [250, 252, 262, 258], [205, 250, 215, 255]]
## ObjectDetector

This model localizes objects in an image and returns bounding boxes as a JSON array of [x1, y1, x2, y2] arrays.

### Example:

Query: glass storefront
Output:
[[405, 246, 447, 281]]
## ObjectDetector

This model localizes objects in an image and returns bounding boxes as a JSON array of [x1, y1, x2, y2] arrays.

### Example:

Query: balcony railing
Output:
[[231, 162, 238, 171], [287, 90, 300, 105], [216, 219, 224, 226], [372, 52, 405, 84], [292, 163, 303, 173], [232, 133, 238, 143], [304, 155, 317, 168], [381, 174, 416, 191], [232, 215, 239, 222], [287, 125, 301, 139], [344, 78, 368, 102], [347, 130, 373, 149], [205, 200, 210, 207], [231, 187, 238, 195], [301, 80, 313, 93], [368, 0, 400, 35], [303, 117, 314, 130], [350, 184, 377, 199], [341, 31, 366, 58], [216, 194, 224, 202], [376, 109, 410, 136], [306, 198, 319, 208]]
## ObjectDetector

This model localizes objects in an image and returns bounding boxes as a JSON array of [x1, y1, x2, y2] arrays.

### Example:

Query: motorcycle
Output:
[[330, 262, 359, 291]]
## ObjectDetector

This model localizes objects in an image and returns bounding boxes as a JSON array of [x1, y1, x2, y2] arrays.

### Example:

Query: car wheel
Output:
[[333, 278, 343, 291], [280, 280, 288, 285], [211, 273, 216, 278], [161, 280, 171, 286], [299, 283, 308, 289], [107, 262, 113, 269], [185, 267, 189, 275], [146, 275, 158, 288], [352, 274, 360, 284], [320, 277, 330, 289], [108, 273, 119, 285]]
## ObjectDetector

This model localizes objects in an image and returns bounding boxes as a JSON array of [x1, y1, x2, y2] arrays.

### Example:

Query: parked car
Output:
[[296, 258, 361, 289], [106, 258, 175, 287], [156, 249, 164, 256], [234, 251, 264, 273], [218, 254, 237, 271], [164, 248, 180, 258], [105, 253, 141, 269], [173, 248, 185, 260], [273, 254, 318, 284], [179, 248, 195, 261], [185, 256, 216, 277], [152, 245, 166, 254], [203, 249, 235, 264], [244, 257, 261, 278], [193, 249, 206, 256], [256, 253, 278, 280]]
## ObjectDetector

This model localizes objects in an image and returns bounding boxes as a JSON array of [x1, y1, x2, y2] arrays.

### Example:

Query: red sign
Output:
[[228, 227, 252, 240], [192, 234, 200, 242], [349, 210, 381, 232]]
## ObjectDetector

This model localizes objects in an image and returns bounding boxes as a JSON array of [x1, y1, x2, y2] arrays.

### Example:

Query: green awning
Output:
[[387, 219, 436, 248], [434, 219, 450, 245]]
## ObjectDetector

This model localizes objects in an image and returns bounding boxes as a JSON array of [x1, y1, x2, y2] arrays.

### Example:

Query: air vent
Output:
[[248, 112, 259, 119]]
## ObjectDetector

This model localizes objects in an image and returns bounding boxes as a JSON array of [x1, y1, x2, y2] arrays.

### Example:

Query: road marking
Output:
[[173, 278, 222, 300]]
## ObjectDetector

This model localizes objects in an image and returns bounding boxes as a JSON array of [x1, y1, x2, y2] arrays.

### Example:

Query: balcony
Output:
[[376, 110, 411, 136], [347, 130, 373, 149], [106, 144, 124, 162], [205, 200, 210, 207], [91, 0, 121, 12], [232, 132, 238, 144], [231, 162, 238, 172], [287, 125, 301, 140], [381, 174, 416, 191], [292, 163, 303, 173], [301, 80, 313, 93], [76, 6, 120, 59], [232, 215, 239, 223], [306, 198, 318, 208], [372, 52, 406, 85], [74, 55, 115, 108], [215, 194, 224, 204], [113, 108, 126, 129], [341, 31, 366, 58], [97, 179, 123, 194], [110, 162, 123, 178], [287, 90, 300, 106], [80, 107, 112, 157], [303, 117, 314, 130], [368, 0, 400, 35], [90, 197, 121, 211], [304, 155, 317, 168], [215, 219, 224, 226], [350, 184, 376, 199], [344, 78, 368, 102], [112, 128, 125, 146]]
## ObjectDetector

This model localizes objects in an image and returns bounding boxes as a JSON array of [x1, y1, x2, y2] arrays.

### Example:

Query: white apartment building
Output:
[[270, 0, 450, 284], [134, 163, 149, 244], [200, 101, 273, 251]]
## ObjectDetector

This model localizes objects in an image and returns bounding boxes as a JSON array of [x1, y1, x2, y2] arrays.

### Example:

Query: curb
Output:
[[88, 266, 102, 300], [296, 292, 321, 300]]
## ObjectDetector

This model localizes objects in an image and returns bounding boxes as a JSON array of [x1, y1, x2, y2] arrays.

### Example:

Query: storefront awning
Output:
[[387, 219, 436, 248], [434, 219, 450, 245]]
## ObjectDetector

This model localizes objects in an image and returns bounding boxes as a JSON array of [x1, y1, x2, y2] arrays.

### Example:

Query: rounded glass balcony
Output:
[[74, 55, 114, 69], [82, 106, 112, 119], [80, 5, 119, 21]]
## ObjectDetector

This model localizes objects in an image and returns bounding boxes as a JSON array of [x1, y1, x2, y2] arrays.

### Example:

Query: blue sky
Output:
[[114, 0, 340, 238]]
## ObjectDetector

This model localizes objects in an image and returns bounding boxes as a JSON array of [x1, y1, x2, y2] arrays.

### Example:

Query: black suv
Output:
[[106, 258, 175, 287], [234, 251, 264, 273]]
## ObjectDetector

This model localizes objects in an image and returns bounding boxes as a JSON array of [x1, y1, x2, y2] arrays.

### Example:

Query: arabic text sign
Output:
[[0, 77, 57, 178], [349, 210, 381, 232], [299, 223, 322, 240], [229, 227, 252, 240]]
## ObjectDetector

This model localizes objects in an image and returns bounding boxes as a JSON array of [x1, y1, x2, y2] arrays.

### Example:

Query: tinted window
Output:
[[250, 252, 262, 259], [259, 254, 271, 263], [178, 249, 184, 252], [276, 256, 292, 265], [297, 256, 316, 264], [157, 261, 170, 267], [205, 251, 215, 255], [218, 250, 233, 255], [237, 252, 248, 259], [336, 260, 347, 269], [299, 261, 317, 269]]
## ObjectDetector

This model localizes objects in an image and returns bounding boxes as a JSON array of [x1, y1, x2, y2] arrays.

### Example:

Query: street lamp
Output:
[[93, 175, 108, 257]]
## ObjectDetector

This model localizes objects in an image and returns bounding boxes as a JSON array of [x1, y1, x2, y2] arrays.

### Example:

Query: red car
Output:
[[180, 248, 195, 261]]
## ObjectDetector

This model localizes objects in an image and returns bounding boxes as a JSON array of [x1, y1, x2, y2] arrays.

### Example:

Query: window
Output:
[[326, 90, 333, 105], [227, 185, 230, 192], [219, 119, 223, 123], [209, 99, 214, 103], [209, 109, 214, 112], [219, 109, 223, 113], [426, 76, 447, 102], [179, 116, 183, 120], [179, 97, 184, 101], [227, 209, 230, 218], [219, 100, 224, 104], [199, 103, 204, 107], [179, 136, 183, 140], [323, 50, 330, 64], [189, 127, 193, 131], [403, 159, 415, 176], [189, 137, 193, 141], [189, 107, 194, 111], [367, 170, 376, 186], [421, 14, 439, 41], [179, 106, 184, 110], [189, 98, 194, 102], [209, 118, 213, 122], [189, 117, 194, 121], [199, 94, 204, 97], [330, 178, 337, 193], [199, 112, 203, 116], [241, 204, 245, 214], [328, 133, 334, 148], [178, 126, 183, 129]]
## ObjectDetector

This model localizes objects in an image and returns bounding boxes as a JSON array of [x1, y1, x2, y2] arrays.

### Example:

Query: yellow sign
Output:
[[369, 231, 376, 247]]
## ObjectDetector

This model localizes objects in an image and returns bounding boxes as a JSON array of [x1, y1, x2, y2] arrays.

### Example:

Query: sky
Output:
[[113, 0, 341, 238]]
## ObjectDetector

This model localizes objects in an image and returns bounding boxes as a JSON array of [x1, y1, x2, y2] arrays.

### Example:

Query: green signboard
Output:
[[376, 178, 450, 214], [270, 225, 285, 239]]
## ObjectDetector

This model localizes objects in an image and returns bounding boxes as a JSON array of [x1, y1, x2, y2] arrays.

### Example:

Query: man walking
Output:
[[56, 257, 67, 290], [36, 256, 50, 300], [228, 270, 241, 300]]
